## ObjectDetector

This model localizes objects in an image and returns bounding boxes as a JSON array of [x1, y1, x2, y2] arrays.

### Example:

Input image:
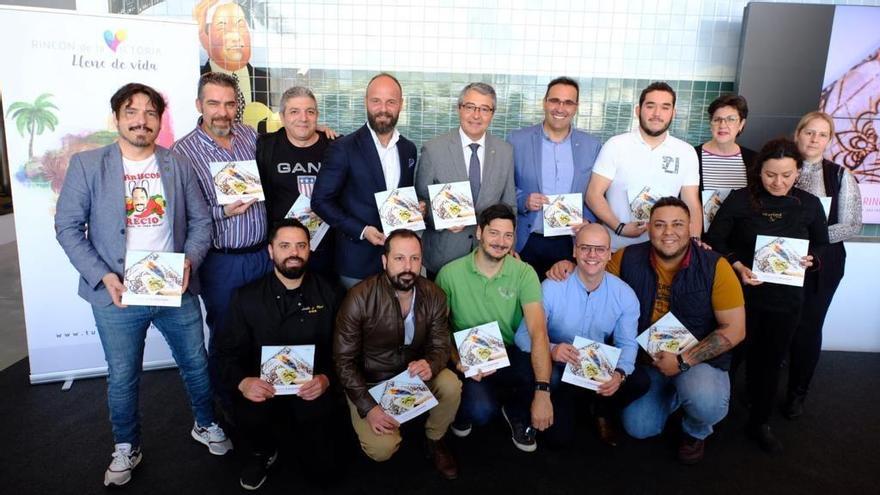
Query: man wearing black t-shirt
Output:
[[257, 87, 336, 278]]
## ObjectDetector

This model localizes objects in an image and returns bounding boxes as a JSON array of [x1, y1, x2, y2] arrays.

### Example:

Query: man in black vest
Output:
[[549, 197, 745, 464]]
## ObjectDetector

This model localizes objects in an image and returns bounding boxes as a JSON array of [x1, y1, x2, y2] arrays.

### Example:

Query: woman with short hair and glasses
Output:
[[784, 111, 862, 419], [695, 94, 757, 193]]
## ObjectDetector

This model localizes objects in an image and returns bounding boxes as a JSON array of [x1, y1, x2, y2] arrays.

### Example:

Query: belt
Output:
[[210, 243, 266, 255]]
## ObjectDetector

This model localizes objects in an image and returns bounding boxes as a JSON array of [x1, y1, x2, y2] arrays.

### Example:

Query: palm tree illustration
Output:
[[8, 93, 59, 159]]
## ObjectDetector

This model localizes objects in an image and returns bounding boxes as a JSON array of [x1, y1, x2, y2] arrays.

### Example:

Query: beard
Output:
[[275, 255, 307, 280], [388, 271, 417, 291], [122, 125, 155, 147], [205, 116, 232, 137], [480, 243, 510, 262], [652, 242, 689, 262], [639, 116, 671, 137], [367, 109, 399, 135]]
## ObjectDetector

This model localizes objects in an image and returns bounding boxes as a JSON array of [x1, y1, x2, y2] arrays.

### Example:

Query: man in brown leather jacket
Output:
[[334, 229, 462, 479]]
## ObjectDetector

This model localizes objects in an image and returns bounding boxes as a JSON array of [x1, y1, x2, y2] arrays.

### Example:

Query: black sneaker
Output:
[[501, 406, 536, 452], [450, 420, 472, 438], [239, 450, 278, 491]]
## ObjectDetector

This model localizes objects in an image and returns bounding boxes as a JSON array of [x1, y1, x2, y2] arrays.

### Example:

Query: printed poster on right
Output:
[[752, 235, 809, 287]]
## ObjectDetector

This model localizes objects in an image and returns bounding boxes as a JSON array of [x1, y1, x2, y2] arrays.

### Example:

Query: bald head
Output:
[[575, 223, 611, 248]]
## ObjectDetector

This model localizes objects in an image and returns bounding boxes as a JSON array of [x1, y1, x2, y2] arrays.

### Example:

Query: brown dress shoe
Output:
[[677, 434, 705, 465], [426, 438, 458, 480], [595, 417, 619, 447]]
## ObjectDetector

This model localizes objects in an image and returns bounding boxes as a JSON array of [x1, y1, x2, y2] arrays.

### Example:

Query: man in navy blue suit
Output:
[[507, 77, 602, 279], [312, 73, 418, 288]]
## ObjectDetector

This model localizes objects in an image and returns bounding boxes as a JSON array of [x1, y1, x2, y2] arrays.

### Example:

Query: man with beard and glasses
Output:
[[172, 72, 271, 372], [213, 218, 345, 490], [599, 197, 744, 464], [435, 204, 554, 454], [312, 73, 419, 289], [55, 83, 228, 487], [585, 82, 702, 252], [334, 229, 462, 479]]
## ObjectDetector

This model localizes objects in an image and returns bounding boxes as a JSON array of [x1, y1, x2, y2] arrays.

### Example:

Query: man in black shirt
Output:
[[257, 87, 336, 278], [213, 218, 345, 490]]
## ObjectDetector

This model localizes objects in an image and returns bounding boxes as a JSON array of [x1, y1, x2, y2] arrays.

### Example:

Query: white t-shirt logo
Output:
[[661, 156, 680, 174]]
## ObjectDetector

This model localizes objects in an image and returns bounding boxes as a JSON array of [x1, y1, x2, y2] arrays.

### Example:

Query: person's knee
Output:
[[362, 436, 400, 462], [621, 405, 665, 439], [433, 370, 462, 402]]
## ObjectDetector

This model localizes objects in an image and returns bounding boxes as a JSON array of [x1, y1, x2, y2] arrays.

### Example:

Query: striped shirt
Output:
[[171, 122, 266, 249], [700, 148, 748, 190]]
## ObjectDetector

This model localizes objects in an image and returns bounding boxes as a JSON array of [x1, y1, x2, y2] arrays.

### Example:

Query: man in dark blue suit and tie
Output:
[[312, 73, 418, 288]]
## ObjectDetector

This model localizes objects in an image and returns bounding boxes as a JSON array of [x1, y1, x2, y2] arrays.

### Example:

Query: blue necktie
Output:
[[468, 143, 481, 202]]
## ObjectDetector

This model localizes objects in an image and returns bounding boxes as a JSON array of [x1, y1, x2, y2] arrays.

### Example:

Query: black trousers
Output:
[[788, 260, 844, 397], [519, 234, 574, 281], [233, 394, 339, 479], [745, 308, 801, 425]]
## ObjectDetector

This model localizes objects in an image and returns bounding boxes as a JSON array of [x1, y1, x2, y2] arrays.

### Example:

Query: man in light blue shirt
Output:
[[507, 77, 602, 278], [515, 224, 648, 447]]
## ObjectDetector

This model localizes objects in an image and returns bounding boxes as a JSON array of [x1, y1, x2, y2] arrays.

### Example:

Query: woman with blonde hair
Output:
[[785, 111, 862, 419]]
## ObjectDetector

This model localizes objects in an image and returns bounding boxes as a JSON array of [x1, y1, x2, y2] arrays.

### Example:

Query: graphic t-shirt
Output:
[[267, 132, 330, 222], [124, 155, 173, 252]]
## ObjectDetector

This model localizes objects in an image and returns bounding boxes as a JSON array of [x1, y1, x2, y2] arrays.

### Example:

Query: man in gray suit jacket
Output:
[[55, 83, 231, 488], [415, 82, 515, 277]]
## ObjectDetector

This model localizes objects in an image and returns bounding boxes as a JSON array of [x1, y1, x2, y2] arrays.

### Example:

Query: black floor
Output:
[[1, 351, 879, 495]]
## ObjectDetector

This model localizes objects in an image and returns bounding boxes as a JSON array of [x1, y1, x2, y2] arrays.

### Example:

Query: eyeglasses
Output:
[[711, 115, 740, 126], [576, 244, 609, 255], [546, 97, 578, 108], [460, 103, 494, 115]]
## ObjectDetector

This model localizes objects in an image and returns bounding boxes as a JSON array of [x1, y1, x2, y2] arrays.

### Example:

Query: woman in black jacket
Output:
[[706, 138, 828, 453]]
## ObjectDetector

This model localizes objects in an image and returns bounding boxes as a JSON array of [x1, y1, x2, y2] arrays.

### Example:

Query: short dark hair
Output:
[[198, 72, 238, 101], [110, 83, 166, 118], [383, 229, 422, 256], [545, 76, 579, 101], [268, 218, 311, 243], [478, 204, 516, 230], [367, 72, 403, 94], [748, 138, 804, 209], [650, 196, 690, 220], [707, 94, 749, 120], [639, 81, 676, 107]]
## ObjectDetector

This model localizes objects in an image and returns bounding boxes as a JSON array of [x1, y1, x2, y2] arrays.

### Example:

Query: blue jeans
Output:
[[621, 363, 730, 440], [92, 292, 215, 446], [457, 347, 532, 426]]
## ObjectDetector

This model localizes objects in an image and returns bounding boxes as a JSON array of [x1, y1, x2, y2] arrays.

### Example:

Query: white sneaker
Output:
[[104, 443, 142, 487], [191, 422, 233, 455]]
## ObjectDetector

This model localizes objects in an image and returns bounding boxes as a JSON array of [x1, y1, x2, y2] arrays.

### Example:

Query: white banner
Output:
[[0, 6, 201, 383]]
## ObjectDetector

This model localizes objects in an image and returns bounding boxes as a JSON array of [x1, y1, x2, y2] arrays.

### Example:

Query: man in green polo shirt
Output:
[[436, 204, 553, 452]]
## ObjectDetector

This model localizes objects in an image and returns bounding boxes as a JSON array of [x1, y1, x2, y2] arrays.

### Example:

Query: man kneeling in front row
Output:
[[213, 219, 345, 490], [548, 197, 745, 463], [334, 229, 462, 479]]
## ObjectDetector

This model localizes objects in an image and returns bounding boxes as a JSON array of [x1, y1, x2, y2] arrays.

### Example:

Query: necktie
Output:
[[231, 72, 246, 123], [468, 143, 481, 202]]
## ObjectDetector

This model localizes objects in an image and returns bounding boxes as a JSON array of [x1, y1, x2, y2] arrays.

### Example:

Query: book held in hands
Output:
[[427, 181, 476, 230], [121, 251, 185, 307], [628, 186, 666, 223], [636, 312, 698, 356], [701, 188, 731, 231], [542, 193, 583, 236], [752, 235, 809, 287], [368, 370, 438, 424], [561, 336, 621, 391], [284, 195, 329, 250], [210, 160, 264, 204], [453, 321, 509, 378], [374, 186, 425, 233], [260, 345, 315, 395]]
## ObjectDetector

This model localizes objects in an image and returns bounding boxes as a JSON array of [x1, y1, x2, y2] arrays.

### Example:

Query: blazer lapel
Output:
[[356, 126, 387, 191], [531, 126, 544, 192], [108, 144, 128, 232], [155, 147, 176, 227], [569, 131, 584, 193], [447, 131, 468, 182]]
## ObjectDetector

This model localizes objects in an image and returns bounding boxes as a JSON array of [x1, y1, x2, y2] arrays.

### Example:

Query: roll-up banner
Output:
[[0, 6, 200, 383]]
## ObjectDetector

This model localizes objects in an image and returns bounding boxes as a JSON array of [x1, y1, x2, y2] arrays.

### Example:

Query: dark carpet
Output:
[[1, 351, 878, 495]]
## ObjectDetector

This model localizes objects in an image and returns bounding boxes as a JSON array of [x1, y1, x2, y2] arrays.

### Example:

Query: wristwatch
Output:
[[677, 354, 691, 373], [535, 381, 551, 393], [614, 368, 627, 383]]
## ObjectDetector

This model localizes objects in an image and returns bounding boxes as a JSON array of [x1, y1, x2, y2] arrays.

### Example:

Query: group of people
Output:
[[53, 71, 861, 490]]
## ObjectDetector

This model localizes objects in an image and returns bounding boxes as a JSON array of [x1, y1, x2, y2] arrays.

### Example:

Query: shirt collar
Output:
[[541, 125, 572, 144], [572, 268, 606, 294], [634, 129, 669, 149], [459, 127, 486, 149], [466, 249, 510, 280], [367, 122, 400, 150], [649, 242, 693, 271]]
